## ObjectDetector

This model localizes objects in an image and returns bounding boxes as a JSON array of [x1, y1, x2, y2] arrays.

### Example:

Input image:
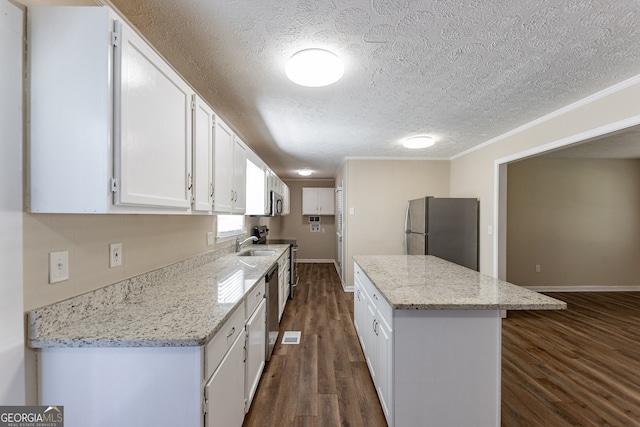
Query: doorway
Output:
[[495, 116, 640, 284]]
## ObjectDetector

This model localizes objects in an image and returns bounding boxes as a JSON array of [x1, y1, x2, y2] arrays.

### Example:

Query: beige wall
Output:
[[271, 179, 337, 261], [341, 159, 450, 287], [506, 157, 640, 287], [23, 213, 228, 310], [451, 78, 640, 275]]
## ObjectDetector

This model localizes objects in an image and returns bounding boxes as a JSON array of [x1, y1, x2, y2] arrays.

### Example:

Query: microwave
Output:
[[270, 191, 283, 216]]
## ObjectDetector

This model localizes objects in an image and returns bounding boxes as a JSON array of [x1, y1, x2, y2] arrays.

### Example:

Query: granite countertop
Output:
[[353, 255, 566, 311], [28, 244, 290, 348]]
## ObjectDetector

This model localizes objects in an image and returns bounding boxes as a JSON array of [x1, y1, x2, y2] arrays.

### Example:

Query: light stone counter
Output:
[[28, 244, 290, 348], [353, 255, 565, 427], [353, 255, 566, 310]]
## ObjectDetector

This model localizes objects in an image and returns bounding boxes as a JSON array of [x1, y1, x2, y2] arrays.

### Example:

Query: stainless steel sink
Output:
[[237, 249, 277, 257]]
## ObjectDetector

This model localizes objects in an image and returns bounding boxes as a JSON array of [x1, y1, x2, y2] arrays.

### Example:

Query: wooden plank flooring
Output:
[[502, 292, 640, 427], [244, 264, 640, 426], [243, 263, 387, 427]]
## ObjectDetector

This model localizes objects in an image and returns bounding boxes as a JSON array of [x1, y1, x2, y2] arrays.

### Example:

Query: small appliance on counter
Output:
[[252, 225, 298, 298]]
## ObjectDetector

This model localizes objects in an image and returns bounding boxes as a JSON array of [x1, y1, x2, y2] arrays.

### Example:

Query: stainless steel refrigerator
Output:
[[405, 197, 479, 270]]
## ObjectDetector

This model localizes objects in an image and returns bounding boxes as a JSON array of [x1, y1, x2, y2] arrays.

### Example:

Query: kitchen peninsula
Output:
[[353, 255, 566, 427]]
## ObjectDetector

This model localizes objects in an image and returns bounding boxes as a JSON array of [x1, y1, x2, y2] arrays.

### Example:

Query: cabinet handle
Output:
[[373, 293, 378, 301], [372, 319, 377, 335], [256, 292, 262, 298], [227, 326, 235, 338], [210, 183, 214, 198], [357, 290, 361, 301], [187, 173, 192, 190]]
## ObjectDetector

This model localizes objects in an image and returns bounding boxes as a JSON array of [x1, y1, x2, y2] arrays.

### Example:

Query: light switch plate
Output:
[[49, 251, 69, 284], [207, 232, 214, 246]]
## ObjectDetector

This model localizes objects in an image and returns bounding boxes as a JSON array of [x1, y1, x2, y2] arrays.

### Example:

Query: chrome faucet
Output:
[[236, 236, 258, 252]]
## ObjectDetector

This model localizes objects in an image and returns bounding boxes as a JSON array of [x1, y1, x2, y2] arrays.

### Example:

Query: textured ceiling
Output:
[[99, 0, 640, 177]]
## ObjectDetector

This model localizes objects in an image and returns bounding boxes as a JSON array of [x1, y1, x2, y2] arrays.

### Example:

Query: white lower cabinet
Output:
[[354, 261, 502, 427], [205, 332, 245, 427], [277, 251, 290, 320], [354, 263, 393, 424], [245, 298, 266, 411], [39, 347, 202, 427]]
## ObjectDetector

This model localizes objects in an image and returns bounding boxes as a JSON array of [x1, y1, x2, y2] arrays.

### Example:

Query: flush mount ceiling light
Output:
[[286, 49, 344, 87], [403, 136, 435, 149], [297, 169, 313, 176]]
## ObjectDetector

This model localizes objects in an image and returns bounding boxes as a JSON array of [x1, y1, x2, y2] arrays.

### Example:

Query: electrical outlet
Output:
[[49, 251, 69, 284], [535, 264, 541, 273], [110, 243, 122, 268], [207, 232, 214, 246]]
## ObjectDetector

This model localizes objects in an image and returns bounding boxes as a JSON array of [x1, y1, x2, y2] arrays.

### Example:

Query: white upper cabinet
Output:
[[213, 116, 246, 214], [213, 117, 234, 213], [28, 6, 193, 213], [232, 136, 247, 214], [116, 20, 193, 210], [302, 187, 335, 215], [282, 184, 290, 215], [245, 159, 268, 216], [192, 95, 214, 212]]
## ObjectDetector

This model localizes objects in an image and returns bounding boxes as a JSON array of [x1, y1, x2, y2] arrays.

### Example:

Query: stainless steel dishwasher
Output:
[[265, 263, 279, 361]]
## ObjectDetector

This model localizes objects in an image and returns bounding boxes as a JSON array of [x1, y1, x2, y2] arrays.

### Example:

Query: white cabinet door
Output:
[[376, 315, 392, 421], [302, 187, 335, 215], [354, 262, 394, 426], [277, 253, 289, 320], [213, 117, 234, 213], [205, 332, 245, 427], [282, 184, 290, 215], [29, 6, 196, 214], [192, 95, 213, 212], [116, 21, 192, 209], [232, 137, 247, 214], [302, 188, 318, 215], [317, 188, 335, 215], [213, 118, 246, 214], [245, 299, 266, 412], [353, 276, 367, 350]]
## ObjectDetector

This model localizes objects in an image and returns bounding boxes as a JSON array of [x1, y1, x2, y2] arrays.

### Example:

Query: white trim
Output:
[[453, 73, 640, 160], [492, 114, 640, 277], [525, 285, 640, 292], [297, 258, 335, 263], [285, 178, 335, 182]]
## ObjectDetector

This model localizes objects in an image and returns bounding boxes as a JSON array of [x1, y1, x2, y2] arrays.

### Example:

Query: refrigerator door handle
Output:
[[404, 202, 411, 254]]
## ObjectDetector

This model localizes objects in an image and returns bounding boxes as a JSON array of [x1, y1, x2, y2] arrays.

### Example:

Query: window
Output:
[[217, 214, 246, 239]]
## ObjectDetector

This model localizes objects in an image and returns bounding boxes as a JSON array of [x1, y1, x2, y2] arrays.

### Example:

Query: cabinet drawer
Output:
[[245, 278, 266, 319], [205, 304, 245, 378]]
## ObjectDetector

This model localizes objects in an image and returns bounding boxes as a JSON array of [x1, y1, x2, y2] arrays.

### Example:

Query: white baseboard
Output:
[[297, 259, 335, 263], [525, 285, 640, 292]]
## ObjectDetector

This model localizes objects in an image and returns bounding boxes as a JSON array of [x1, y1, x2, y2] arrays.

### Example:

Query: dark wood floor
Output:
[[243, 263, 387, 427], [244, 264, 640, 427], [502, 292, 640, 426]]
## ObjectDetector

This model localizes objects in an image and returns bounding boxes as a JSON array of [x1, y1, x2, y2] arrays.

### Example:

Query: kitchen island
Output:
[[353, 255, 566, 427], [28, 244, 290, 427]]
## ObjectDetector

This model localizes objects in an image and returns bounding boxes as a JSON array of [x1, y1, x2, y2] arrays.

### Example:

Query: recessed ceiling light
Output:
[[297, 169, 313, 176], [286, 49, 344, 87], [403, 136, 435, 149]]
